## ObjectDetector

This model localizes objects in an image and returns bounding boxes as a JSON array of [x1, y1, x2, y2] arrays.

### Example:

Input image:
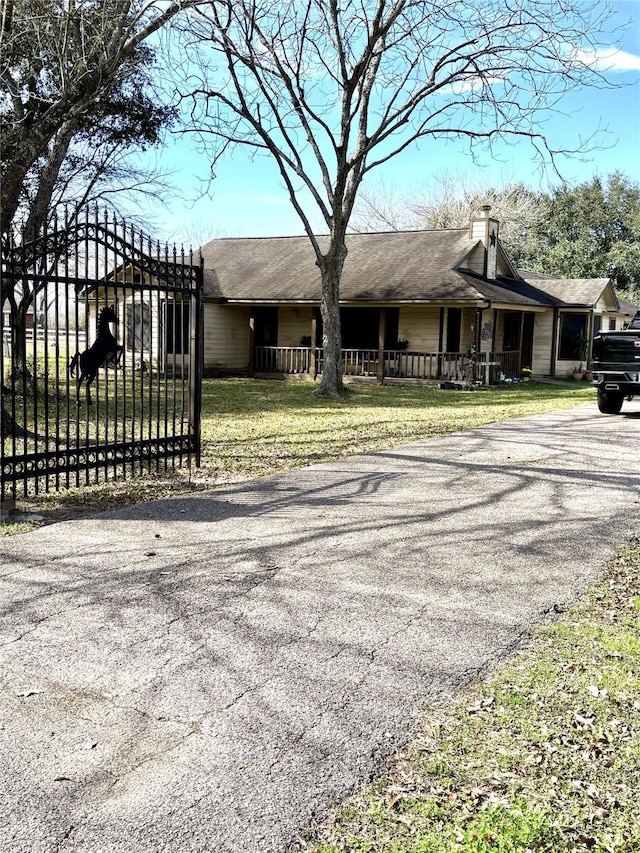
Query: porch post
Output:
[[248, 306, 255, 377], [438, 307, 445, 378], [586, 309, 594, 371], [550, 307, 559, 377], [377, 307, 386, 382], [518, 310, 525, 374], [310, 307, 318, 379]]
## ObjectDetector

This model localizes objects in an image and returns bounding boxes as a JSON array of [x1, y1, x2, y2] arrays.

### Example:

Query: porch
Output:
[[253, 346, 522, 384]]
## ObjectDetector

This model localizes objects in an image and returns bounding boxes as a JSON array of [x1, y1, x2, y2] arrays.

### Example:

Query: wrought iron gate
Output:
[[1, 210, 203, 503]]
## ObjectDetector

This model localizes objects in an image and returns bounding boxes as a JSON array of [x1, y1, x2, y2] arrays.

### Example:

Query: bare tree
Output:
[[180, 0, 619, 396], [0, 0, 194, 438], [352, 172, 550, 257], [350, 179, 418, 233], [0, 0, 195, 238]]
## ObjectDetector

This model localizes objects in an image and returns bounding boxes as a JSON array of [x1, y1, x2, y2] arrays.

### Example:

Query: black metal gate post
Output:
[[189, 255, 204, 470], [1, 208, 204, 502]]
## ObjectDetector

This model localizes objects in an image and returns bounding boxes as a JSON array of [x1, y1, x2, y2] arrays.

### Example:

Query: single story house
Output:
[[197, 209, 633, 383], [77, 209, 635, 384]]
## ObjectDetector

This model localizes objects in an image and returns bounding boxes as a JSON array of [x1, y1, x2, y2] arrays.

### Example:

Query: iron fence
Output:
[[1, 209, 203, 503]]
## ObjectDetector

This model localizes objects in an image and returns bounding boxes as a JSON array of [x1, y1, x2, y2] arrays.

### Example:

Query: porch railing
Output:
[[253, 346, 521, 382], [253, 346, 311, 374]]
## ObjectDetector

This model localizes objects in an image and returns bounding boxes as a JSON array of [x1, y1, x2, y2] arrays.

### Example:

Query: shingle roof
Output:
[[199, 231, 615, 311], [517, 270, 613, 307], [617, 297, 640, 317], [200, 229, 491, 303], [480, 275, 556, 308]]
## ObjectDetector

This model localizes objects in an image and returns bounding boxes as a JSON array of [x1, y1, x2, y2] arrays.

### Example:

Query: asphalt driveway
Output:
[[2, 402, 640, 852]]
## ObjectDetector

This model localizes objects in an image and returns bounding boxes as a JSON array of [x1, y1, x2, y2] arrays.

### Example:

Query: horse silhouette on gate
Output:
[[69, 305, 124, 405]]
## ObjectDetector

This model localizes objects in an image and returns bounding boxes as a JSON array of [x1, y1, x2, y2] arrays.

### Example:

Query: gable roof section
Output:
[[518, 270, 616, 309], [479, 275, 556, 308], [201, 229, 501, 304], [618, 297, 640, 319]]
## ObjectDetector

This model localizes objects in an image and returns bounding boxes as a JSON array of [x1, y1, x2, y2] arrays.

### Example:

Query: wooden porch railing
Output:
[[254, 346, 521, 382], [384, 350, 467, 380], [253, 346, 311, 374]]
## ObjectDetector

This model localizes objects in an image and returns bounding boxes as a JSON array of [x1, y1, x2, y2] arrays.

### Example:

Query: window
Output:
[[254, 307, 278, 346], [126, 301, 151, 351], [558, 313, 587, 361], [609, 318, 617, 331], [503, 312, 522, 351], [446, 308, 461, 352], [165, 302, 190, 355]]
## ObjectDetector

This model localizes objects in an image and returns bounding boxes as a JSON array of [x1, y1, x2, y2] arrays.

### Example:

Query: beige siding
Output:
[[478, 310, 494, 355], [496, 253, 512, 277], [600, 313, 624, 331], [203, 303, 250, 371], [531, 311, 554, 376], [460, 308, 476, 352], [594, 296, 614, 313], [470, 220, 486, 241], [465, 244, 485, 276], [278, 307, 313, 346], [398, 307, 441, 350]]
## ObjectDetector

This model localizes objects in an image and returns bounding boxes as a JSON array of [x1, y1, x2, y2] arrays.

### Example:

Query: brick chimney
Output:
[[469, 205, 499, 280]]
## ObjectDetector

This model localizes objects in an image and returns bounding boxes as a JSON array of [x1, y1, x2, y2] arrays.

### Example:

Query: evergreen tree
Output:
[[515, 174, 640, 300]]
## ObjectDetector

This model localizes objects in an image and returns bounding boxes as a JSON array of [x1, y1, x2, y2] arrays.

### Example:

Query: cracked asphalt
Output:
[[2, 402, 640, 853]]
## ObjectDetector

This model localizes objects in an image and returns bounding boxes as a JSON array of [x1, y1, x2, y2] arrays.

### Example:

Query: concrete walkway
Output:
[[2, 403, 640, 853]]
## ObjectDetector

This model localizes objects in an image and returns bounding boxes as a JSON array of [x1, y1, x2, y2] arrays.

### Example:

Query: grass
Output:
[[299, 541, 640, 853], [197, 378, 594, 479], [2, 378, 593, 530]]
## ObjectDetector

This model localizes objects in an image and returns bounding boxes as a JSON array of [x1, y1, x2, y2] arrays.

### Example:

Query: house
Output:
[[2, 300, 35, 330], [198, 209, 631, 383]]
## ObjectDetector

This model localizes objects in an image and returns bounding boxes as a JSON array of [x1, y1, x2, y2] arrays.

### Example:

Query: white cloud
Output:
[[445, 75, 506, 95], [573, 46, 640, 72]]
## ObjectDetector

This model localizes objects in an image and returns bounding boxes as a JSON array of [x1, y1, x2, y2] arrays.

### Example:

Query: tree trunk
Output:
[[9, 301, 31, 383], [1, 400, 34, 440], [315, 241, 346, 397]]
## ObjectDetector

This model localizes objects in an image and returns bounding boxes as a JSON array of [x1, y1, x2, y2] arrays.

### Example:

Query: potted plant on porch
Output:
[[572, 363, 585, 380]]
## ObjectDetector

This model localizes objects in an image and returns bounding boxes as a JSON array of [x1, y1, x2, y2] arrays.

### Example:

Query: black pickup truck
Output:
[[592, 315, 640, 414]]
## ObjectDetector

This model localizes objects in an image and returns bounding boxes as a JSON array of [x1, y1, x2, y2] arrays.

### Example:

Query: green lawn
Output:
[[4, 377, 594, 525], [197, 378, 594, 479]]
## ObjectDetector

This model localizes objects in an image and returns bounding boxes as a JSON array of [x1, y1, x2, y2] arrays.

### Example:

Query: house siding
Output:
[[278, 307, 313, 346], [531, 312, 553, 376], [460, 308, 476, 352], [398, 307, 441, 350], [204, 303, 250, 372], [479, 310, 494, 355], [465, 244, 485, 276]]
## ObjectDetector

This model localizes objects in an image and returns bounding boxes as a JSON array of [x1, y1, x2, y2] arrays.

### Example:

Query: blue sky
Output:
[[145, 1, 640, 246]]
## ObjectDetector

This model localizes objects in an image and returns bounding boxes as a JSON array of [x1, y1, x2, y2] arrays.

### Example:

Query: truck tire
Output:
[[597, 390, 624, 415]]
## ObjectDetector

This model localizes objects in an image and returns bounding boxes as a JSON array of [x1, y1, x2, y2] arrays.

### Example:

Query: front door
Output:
[[503, 311, 521, 352]]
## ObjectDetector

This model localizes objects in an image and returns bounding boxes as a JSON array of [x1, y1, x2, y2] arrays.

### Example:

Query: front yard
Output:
[[3, 378, 594, 527]]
